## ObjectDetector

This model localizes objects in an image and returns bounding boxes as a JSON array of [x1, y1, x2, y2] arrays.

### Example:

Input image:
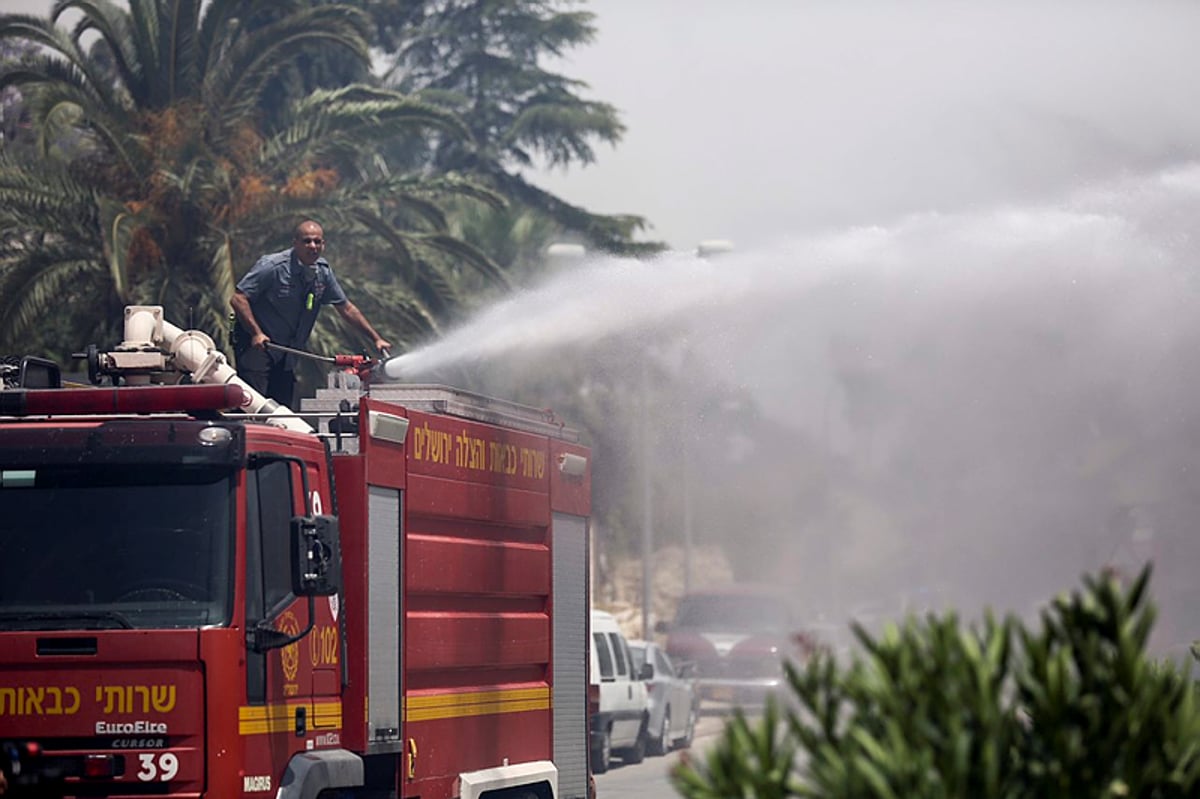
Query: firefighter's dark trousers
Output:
[[234, 345, 295, 409]]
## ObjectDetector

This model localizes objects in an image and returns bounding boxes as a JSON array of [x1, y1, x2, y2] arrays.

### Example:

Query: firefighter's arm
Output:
[[230, 291, 270, 349], [335, 301, 391, 354]]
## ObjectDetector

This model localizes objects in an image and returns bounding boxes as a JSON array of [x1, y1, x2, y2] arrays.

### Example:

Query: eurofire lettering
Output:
[[96, 720, 169, 735]]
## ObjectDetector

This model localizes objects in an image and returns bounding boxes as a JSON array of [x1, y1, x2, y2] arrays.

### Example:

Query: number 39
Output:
[[137, 752, 179, 781]]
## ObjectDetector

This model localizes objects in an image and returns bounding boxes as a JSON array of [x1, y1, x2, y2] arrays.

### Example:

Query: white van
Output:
[[589, 610, 650, 773]]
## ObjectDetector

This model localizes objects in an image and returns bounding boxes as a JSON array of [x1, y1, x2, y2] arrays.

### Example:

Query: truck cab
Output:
[[0, 392, 343, 796]]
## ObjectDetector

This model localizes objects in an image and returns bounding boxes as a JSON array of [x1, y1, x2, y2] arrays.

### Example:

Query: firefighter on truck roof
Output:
[[230, 219, 391, 408]]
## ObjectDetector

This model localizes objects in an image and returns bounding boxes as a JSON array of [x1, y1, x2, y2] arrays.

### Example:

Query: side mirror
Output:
[[291, 515, 342, 596], [639, 662, 654, 680], [18, 356, 61, 388]]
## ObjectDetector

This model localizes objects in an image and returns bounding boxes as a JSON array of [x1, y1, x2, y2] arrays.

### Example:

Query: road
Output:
[[594, 713, 727, 799]]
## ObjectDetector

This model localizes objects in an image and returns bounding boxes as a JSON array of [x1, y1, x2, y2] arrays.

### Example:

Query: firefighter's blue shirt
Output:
[[236, 249, 348, 367]]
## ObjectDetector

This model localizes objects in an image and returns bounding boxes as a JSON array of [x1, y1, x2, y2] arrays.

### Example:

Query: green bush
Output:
[[671, 568, 1200, 799]]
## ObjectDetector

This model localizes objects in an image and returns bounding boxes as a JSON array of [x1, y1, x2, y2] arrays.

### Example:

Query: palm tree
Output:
[[0, 0, 507, 363]]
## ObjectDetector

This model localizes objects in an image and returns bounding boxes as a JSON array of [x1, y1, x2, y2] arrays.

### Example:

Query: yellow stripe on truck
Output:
[[238, 702, 343, 735], [237, 687, 547, 734], [406, 686, 550, 722]]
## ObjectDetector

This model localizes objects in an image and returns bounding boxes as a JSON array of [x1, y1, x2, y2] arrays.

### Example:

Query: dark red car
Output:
[[658, 585, 811, 710]]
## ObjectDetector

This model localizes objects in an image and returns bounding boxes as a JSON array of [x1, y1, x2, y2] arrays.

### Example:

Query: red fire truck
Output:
[[0, 306, 592, 799]]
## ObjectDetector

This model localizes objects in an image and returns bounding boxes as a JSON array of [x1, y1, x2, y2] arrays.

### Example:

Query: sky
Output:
[[533, 0, 1200, 250], [1, 1, 48, 18]]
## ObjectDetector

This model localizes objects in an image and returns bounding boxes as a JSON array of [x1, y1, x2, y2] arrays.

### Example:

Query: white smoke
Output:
[[394, 163, 1200, 659]]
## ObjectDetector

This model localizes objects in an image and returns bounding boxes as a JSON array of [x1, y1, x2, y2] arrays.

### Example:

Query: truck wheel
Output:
[[622, 721, 646, 765], [678, 702, 698, 749], [648, 707, 670, 756], [591, 728, 611, 774]]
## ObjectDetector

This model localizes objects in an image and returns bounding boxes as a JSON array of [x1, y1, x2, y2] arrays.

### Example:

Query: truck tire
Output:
[[677, 702, 698, 749], [648, 707, 670, 756], [621, 721, 647, 765], [591, 727, 611, 774]]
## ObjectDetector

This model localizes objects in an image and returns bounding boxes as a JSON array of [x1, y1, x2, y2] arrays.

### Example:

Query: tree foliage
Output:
[[0, 40, 35, 154], [391, 0, 618, 169], [0, 0, 507, 363], [382, 0, 663, 255], [672, 566, 1200, 799]]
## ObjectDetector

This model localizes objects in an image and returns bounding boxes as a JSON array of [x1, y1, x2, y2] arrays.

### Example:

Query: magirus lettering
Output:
[[244, 775, 272, 792]]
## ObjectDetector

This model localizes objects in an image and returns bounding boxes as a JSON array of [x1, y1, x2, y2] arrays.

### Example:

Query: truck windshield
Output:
[[0, 464, 234, 630]]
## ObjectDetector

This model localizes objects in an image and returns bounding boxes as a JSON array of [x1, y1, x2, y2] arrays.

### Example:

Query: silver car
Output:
[[627, 639, 701, 756]]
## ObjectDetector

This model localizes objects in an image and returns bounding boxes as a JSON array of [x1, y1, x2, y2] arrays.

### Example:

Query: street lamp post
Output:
[[641, 356, 653, 640], [678, 240, 734, 596], [544, 242, 587, 264], [682, 433, 693, 594]]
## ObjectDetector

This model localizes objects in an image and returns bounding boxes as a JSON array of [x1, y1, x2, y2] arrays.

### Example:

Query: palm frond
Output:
[[202, 7, 371, 135], [97, 198, 145, 300], [2, 11, 127, 116], [2, 59, 142, 171], [298, 84, 473, 141], [122, 0, 160, 101], [408, 232, 510, 289], [348, 208, 419, 285], [0, 248, 108, 346], [207, 234, 237, 344], [54, 0, 142, 101], [163, 0, 203, 100], [314, 275, 441, 354], [259, 85, 472, 177], [418, 174, 507, 211], [195, 0, 241, 86], [0, 157, 97, 229], [387, 192, 450, 232]]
